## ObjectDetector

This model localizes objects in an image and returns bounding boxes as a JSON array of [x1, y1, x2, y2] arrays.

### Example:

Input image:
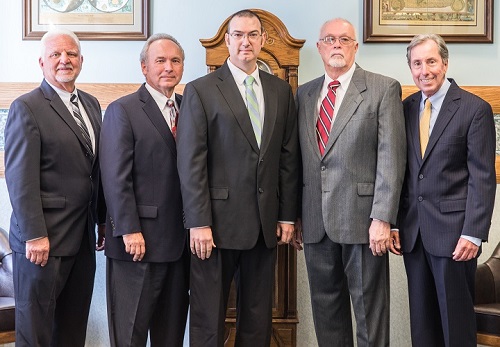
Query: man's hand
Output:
[[26, 237, 50, 266], [289, 218, 303, 251], [369, 219, 391, 256], [277, 223, 294, 245], [122, 232, 145, 261], [96, 224, 105, 251], [389, 230, 402, 256], [190, 227, 216, 260], [452, 237, 479, 261]]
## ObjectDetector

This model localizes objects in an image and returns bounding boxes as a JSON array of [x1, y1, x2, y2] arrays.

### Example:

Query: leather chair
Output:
[[475, 242, 500, 346], [0, 227, 15, 344]]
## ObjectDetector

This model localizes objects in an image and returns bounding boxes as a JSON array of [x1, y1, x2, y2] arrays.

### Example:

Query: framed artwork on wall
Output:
[[23, 0, 149, 40], [363, 0, 493, 43]]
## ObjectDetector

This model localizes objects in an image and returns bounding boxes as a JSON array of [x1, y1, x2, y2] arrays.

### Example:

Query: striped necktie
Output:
[[316, 80, 340, 156], [70, 94, 94, 159], [244, 76, 262, 147]]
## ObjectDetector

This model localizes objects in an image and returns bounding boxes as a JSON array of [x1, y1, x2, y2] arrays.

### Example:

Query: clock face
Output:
[[88, 0, 130, 13], [257, 59, 272, 74], [42, 0, 85, 13]]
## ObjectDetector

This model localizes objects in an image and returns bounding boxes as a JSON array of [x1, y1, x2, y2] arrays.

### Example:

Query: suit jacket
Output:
[[296, 65, 406, 244], [177, 62, 299, 250], [100, 84, 186, 262], [398, 79, 496, 257], [5, 79, 105, 255]]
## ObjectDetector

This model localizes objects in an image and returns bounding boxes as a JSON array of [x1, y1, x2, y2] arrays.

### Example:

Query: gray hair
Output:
[[40, 28, 81, 57], [139, 33, 185, 63], [319, 18, 358, 41], [406, 34, 449, 66]]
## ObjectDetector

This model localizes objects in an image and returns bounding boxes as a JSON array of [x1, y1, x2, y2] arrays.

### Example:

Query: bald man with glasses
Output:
[[294, 18, 406, 347]]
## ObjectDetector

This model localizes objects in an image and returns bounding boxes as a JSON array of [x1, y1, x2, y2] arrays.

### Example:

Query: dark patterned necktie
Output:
[[166, 99, 179, 139], [70, 94, 94, 159], [316, 80, 340, 156]]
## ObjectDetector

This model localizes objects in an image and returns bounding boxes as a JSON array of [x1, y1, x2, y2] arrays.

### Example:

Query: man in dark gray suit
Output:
[[394, 34, 496, 347], [294, 18, 406, 346], [4, 28, 105, 346], [100, 33, 189, 346], [177, 9, 299, 347]]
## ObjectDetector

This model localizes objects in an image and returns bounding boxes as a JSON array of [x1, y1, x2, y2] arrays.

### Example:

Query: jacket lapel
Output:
[[40, 80, 92, 160], [422, 80, 460, 162], [216, 63, 260, 153], [259, 70, 277, 155], [407, 93, 423, 164], [324, 65, 364, 155], [139, 84, 177, 158], [304, 77, 324, 159]]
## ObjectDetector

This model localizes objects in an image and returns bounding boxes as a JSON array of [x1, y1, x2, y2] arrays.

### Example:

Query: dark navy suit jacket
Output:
[[398, 79, 496, 257]]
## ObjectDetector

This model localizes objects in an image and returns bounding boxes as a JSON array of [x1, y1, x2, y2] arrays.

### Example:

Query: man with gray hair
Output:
[[5, 28, 105, 346], [99, 33, 189, 346], [394, 33, 496, 346], [294, 18, 406, 346]]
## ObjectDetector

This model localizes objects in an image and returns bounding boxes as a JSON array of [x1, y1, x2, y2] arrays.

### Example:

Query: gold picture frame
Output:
[[363, 0, 493, 43], [23, 0, 149, 40]]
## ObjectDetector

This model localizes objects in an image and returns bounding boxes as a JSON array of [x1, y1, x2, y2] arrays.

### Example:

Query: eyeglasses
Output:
[[318, 36, 356, 46], [229, 31, 262, 41]]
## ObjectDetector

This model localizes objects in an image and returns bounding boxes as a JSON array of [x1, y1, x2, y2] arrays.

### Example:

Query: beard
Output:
[[328, 56, 346, 68]]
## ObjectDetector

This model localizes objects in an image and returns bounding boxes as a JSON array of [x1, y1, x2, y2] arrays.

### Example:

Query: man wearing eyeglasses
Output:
[[177, 9, 298, 347], [294, 18, 406, 346]]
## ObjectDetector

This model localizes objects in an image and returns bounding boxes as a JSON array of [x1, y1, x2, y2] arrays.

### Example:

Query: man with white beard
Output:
[[293, 18, 406, 347]]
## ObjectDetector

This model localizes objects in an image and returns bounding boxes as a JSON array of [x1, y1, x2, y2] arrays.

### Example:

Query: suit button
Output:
[[418, 196, 423, 202], [258, 188, 264, 193], [321, 166, 326, 171], [418, 174, 424, 179]]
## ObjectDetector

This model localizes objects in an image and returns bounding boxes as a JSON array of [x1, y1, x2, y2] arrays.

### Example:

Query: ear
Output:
[[39, 57, 44, 69], [261, 30, 267, 47], [224, 33, 230, 48]]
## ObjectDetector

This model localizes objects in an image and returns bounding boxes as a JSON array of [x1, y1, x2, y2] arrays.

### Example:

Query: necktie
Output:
[[166, 99, 179, 139], [316, 80, 340, 156], [244, 76, 262, 147], [419, 98, 432, 158], [70, 94, 94, 159]]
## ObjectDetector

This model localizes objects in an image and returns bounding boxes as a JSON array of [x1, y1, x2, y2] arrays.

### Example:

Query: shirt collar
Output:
[[45, 79, 76, 105], [420, 78, 451, 108], [227, 58, 261, 87], [144, 83, 172, 110], [323, 63, 356, 91]]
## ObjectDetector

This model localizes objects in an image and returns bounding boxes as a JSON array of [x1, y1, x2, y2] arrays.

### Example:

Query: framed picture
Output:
[[363, 0, 493, 43], [23, 0, 149, 40]]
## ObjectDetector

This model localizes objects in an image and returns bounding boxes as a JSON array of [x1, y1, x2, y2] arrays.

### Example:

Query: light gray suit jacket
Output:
[[297, 65, 406, 244]]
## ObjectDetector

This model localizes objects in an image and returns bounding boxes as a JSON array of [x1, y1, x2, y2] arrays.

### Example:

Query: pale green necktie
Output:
[[244, 76, 262, 147]]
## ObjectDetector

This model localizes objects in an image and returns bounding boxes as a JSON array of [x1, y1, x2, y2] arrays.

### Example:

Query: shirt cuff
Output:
[[461, 235, 481, 246]]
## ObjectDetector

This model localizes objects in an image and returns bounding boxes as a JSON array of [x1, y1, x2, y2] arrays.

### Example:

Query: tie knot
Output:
[[328, 80, 340, 91], [424, 98, 431, 109], [244, 76, 255, 87], [70, 93, 78, 104], [166, 99, 175, 108]]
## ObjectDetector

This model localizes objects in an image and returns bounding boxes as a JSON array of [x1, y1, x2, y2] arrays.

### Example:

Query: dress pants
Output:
[[304, 235, 389, 347], [403, 234, 477, 347], [13, 230, 95, 347], [189, 234, 276, 347], [106, 249, 190, 347]]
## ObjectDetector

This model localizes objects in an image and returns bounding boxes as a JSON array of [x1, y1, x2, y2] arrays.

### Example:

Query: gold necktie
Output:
[[419, 98, 432, 158]]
